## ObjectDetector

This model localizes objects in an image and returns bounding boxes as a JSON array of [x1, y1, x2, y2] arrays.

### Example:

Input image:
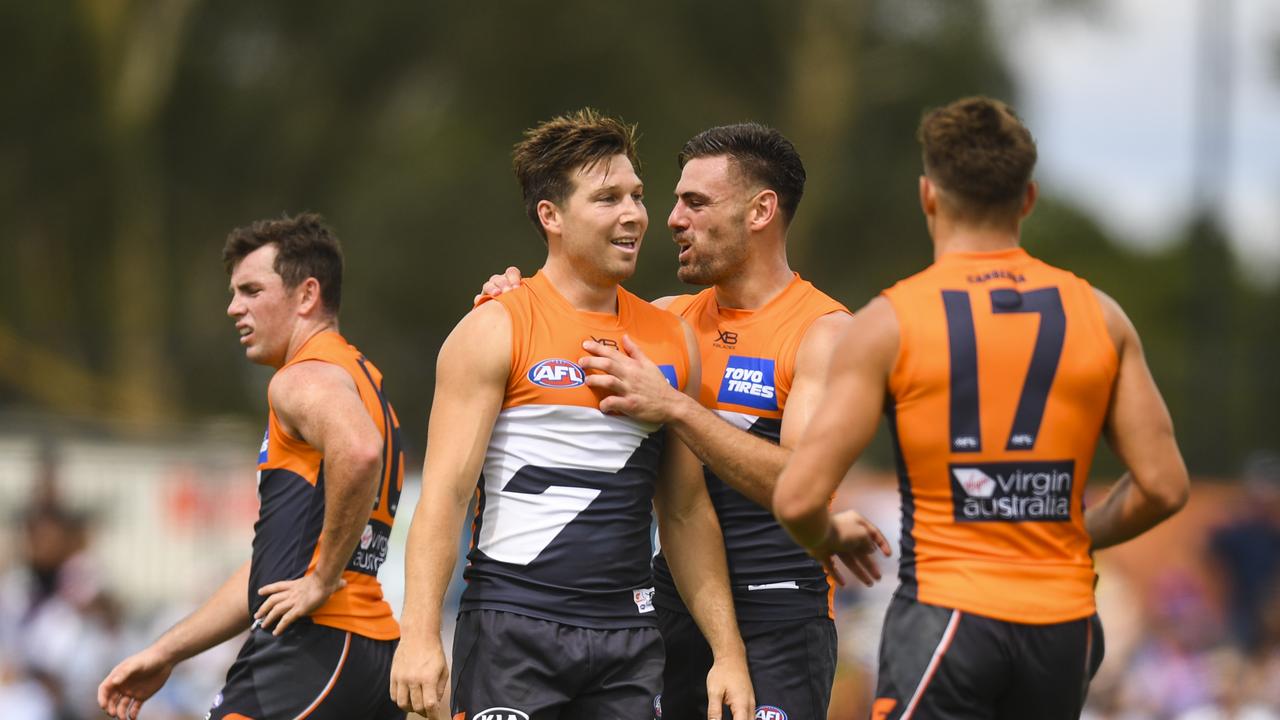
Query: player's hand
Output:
[[580, 334, 684, 423], [389, 634, 451, 718], [809, 509, 892, 587], [706, 653, 754, 720], [255, 573, 345, 636], [473, 266, 524, 305], [98, 647, 174, 720]]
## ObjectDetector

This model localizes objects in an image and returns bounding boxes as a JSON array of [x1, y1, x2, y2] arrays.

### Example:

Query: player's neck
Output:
[[280, 319, 338, 367], [932, 217, 1022, 261], [540, 259, 620, 314], [713, 246, 794, 310]]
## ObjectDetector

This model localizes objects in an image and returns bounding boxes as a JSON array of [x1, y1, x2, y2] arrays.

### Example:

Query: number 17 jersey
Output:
[[882, 247, 1118, 624]]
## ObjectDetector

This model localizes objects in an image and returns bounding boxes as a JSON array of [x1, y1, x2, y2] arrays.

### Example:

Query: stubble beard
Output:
[[676, 231, 748, 288]]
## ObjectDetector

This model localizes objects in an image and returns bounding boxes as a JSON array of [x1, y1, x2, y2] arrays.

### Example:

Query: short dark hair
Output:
[[917, 96, 1038, 219], [512, 108, 641, 239], [677, 123, 806, 224], [222, 212, 344, 314]]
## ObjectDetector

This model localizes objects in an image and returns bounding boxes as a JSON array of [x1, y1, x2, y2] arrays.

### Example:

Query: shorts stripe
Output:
[[901, 609, 961, 720], [1079, 618, 1093, 701], [294, 631, 351, 720]]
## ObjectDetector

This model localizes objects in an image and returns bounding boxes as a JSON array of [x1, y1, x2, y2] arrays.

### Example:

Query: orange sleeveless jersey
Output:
[[462, 272, 691, 628], [882, 248, 1117, 624], [256, 331, 403, 640], [652, 274, 850, 621]]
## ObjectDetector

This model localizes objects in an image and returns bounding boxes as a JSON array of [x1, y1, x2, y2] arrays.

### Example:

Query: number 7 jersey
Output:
[[882, 248, 1118, 624]]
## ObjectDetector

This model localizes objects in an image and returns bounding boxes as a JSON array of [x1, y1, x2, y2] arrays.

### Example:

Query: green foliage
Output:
[[0, 0, 1274, 472]]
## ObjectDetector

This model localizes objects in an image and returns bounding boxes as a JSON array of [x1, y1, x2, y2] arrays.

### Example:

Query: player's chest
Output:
[[691, 318, 788, 417]]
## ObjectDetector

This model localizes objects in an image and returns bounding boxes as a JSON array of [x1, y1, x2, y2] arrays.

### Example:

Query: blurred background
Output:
[[1, 0, 1277, 718]]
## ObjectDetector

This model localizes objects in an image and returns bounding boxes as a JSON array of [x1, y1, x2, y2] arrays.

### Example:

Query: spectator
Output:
[[1209, 452, 1280, 655], [0, 500, 124, 719]]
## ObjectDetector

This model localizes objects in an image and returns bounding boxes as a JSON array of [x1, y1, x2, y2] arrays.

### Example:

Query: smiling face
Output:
[[225, 244, 303, 368], [545, 153, 648, 286], [668, 155, 752, 287]]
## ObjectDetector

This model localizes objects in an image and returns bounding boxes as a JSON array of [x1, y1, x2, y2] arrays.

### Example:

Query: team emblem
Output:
[[755, 706, 788, 720], [527, 359, 586, 388], [473, 709, 529, 720]]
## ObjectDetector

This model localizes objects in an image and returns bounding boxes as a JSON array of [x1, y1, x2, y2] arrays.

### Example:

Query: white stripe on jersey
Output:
[[715, 409, 759, 431], [477, 404, 660, 565]]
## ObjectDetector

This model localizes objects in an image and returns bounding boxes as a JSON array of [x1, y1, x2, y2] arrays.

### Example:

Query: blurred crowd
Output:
[[2, 448, 1278, 720]]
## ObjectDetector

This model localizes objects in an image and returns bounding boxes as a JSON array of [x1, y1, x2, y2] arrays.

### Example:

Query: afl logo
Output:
[[528, 358, 585, 388], [756, 707, 788, 720]]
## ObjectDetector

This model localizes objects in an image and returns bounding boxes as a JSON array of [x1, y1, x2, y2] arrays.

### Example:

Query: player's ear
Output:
[[1019, 181, 1038, 220], [747, 189, 779, 231], [919, 175, 937, 218], [296, 277, 322, 316], [537, 199, 562, 238]]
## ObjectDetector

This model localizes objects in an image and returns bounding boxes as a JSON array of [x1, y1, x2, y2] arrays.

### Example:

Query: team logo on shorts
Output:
[[654, 693, 663, 718], [633, 586, 655, 614], [473, 708, 529, 720], [528, 359, 586, 388], [755, 706, 788, 720]]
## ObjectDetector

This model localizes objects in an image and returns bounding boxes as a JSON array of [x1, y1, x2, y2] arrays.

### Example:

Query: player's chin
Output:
[[606, 257, 638, 283], [676, 263, 713, 286]]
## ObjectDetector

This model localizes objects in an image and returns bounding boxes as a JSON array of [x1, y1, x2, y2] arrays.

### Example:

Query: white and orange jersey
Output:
[[255, 331, 404, 641], [883, 247, 1118, 624], [653, 274, 850, 621], [461, 272, 691, 629]]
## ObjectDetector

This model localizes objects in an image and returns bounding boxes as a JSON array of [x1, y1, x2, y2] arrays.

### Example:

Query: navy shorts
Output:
[[872, 594, 1104, 720], [451, 610, 663, 720], [656, 607, 837, 720], [208, 621, 403, 720]]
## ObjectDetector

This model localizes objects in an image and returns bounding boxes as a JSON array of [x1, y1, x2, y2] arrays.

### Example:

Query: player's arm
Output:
[[581, 313, 855, 511], [253, 360, 385, 635], [99, 561, 251, 720], [390, 301, 511, 718], [653, 321, 753, 720], [773, 298, 894, 586], [1085, 290, 1189, 550]]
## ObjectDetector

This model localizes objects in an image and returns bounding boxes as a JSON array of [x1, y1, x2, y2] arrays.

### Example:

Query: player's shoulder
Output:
[[477, 277, 536, 311], [651, 288, 708, 317], [452, 297, 513, 341], [1089, 286, 1136, 351], [790, 275, 847, 310], [269, 359, 358, 411], [622, 286, 684, 328]]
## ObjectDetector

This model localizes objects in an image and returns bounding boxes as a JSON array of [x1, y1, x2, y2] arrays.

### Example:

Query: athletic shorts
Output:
[[656, 607, 837, 720], [871, 593, 1105, 720], [451, 610, 663, 720], [207, 621, 403, 720]]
